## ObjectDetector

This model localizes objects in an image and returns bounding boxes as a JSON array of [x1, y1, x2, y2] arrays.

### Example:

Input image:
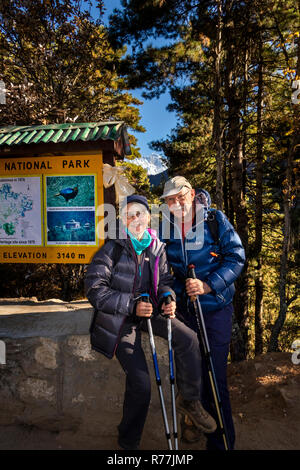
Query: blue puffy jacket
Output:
[[160, 189, 245, 315]]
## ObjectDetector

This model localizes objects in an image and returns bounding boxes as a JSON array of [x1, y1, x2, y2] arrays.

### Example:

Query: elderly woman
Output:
[[85, 195, 216, 450]]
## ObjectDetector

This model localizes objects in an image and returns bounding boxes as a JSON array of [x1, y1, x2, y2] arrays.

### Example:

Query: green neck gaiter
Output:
[[126, 228, 152, 255]]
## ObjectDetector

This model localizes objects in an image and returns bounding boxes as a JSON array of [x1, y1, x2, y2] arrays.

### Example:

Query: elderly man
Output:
[[160, 177, 245, 450]]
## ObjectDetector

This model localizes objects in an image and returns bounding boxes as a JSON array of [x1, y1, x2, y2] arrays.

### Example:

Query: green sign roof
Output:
[[0, 121, 131, 155]]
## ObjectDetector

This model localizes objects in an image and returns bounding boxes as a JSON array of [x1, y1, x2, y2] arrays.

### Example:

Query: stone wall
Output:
[[0, 298, 172, 449]]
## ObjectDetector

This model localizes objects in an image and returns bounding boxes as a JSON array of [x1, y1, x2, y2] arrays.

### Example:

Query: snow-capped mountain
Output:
[[125, 153, 168, 175]]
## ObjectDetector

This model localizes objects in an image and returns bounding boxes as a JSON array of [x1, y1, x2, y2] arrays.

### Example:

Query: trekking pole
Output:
[[187, 264, 230, 451], [161, 292, 178, 450], [140, 293, 172, 450]]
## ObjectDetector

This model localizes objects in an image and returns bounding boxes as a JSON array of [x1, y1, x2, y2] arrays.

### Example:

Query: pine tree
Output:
[[0, 0, 144, 131]]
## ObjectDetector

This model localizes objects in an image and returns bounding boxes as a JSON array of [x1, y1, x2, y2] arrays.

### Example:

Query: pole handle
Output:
[[187, 263, 196, 279], [160, 292, 172, 317], [140, 293, 150, 302], [187, 264, 197, 302], [139, 293, 153, 318], [164, 295, 172, 305]]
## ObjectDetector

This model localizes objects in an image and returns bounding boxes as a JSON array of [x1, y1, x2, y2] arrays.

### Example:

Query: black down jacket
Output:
[[85, 231, 175, 359]]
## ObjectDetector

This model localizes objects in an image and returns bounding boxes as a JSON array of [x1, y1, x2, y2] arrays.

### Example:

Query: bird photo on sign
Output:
[[55, 185, 78, 202], [45, 175, 96, 245], [46, 175, 95, 207]]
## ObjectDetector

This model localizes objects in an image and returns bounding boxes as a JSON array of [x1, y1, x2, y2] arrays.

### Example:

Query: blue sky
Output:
[[90, 0, 177, 158]]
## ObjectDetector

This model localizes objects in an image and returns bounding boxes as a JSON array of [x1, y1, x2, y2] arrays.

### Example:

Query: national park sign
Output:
[[0, 121, 131, 264], [0, 154, 103, 264]]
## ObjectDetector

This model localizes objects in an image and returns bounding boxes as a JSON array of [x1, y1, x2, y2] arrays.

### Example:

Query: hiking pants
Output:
[[185, 302, 235, 450], [116, 314, 202, 450]]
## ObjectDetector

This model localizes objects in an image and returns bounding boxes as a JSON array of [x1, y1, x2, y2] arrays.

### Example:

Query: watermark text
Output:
[[0, 340, 6, 365]]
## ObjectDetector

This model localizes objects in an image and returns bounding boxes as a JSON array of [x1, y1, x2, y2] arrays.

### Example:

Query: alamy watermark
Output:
[[96, 201, 205, 251], [0, 80, 6, 105], [291, 339, 300, 365], [291, 80, 300, 104], [0, 340, 6, 365]]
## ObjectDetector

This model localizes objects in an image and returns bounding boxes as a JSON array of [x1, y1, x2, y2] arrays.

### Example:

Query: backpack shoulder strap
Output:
[[111, 241, 123, 267], [206, 210, 219, 245]]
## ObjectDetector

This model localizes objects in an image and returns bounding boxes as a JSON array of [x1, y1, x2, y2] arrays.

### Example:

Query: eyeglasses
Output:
[[126, 210, 148, 220], [165, 188, 191, 205]]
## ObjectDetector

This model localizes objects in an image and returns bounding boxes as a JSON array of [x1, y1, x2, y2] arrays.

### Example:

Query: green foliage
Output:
[[0, 0, 144, 129]]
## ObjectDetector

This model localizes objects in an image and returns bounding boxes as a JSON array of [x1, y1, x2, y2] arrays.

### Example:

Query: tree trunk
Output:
[[223, 143, 229, 217], [228, 151, 235, 225], [231, 131, 249, 360], [254, 36, 264, 355], [267, 151, 292, 351], [228, 111, 249, 359], [225, 54, 249, 360], [213, 0, 223, 211], [254, 260, 264, 355]]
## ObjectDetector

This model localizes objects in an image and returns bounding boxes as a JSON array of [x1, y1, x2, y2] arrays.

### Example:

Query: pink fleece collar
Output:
[[147, 228, 157, 240]]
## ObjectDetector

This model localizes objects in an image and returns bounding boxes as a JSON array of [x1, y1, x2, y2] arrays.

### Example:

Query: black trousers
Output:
[[115, 314, 202, 450], [185, 303, 235, 450]]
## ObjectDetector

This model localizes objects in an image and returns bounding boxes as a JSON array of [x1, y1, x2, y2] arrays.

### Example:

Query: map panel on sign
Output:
[[0, 176, 42, 246]]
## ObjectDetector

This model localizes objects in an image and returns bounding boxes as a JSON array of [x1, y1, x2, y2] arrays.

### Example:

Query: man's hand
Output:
[[186, 278, 212, 296], [136, 301, 153, 317], [161, 300, 176, 319]]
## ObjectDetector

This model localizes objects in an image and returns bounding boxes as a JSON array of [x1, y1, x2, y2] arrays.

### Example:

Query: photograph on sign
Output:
[[46, 175, 95, 207], [46, 210, 96, 245], [0, 176, 43, 246], [45, 175, 97, 246]]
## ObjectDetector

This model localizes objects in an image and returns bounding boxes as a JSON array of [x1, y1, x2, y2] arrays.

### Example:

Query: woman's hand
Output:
[[136, 301, 153, 317], [161, 300, 176, 319]]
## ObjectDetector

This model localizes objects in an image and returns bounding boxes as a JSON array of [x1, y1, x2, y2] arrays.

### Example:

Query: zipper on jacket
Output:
[[129, 241, 139, 296], [163, 211, 187, 272], [150, 255, 160, 308]]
